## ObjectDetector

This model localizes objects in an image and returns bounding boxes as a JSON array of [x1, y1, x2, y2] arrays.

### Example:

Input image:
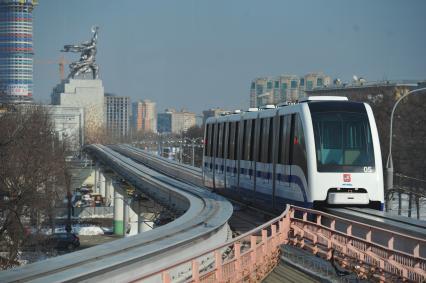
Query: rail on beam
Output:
[[143, 205, 425, 282]]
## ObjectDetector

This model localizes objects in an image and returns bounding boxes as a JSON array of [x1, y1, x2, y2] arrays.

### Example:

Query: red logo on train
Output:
[[343, 174, 351, 183]]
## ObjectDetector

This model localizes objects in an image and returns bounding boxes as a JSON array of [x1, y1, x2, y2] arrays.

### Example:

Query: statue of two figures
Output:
[[62, 26, 99, 79]]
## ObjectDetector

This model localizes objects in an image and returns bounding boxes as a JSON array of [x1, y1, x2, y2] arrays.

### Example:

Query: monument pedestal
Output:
[[52, 79, 104, 143]]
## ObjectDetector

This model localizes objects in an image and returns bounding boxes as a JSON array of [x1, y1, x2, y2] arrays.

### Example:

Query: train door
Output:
[[236, 120, 244, 194], [224, 122, 231, 190], [239, 119, 254, 201], [275, 114, 291, 209], [289, 114, 308, 205], [256, 117, 274, 208], [271, 114, 279, 211], [212, 123, 218, 190], [229, 121, 239, 191], [203, 123, 213, 187], [215, 122, 225, 189], [252, 117, 262, 206]]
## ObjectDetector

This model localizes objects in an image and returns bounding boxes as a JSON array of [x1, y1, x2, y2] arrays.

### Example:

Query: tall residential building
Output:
[[105, 94, 130, 139], [157, 109, 196, 134], [157, 112, 172, 133], [132, 99, 156, 133], [0, 0, 38, 103], [250, 72, 331, 107]]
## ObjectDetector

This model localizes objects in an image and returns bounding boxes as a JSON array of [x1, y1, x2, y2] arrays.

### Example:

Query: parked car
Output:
[[47, 233, 80, 250]]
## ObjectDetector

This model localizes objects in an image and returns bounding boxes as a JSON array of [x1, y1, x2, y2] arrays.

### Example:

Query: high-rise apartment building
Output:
[[157, 109, 196, 134], [157, 112, 172, 134], [132, 99, 156, 133], [105, 94, 130, 139], [250, 72, 331, 107], [0, 0, 38, 103]]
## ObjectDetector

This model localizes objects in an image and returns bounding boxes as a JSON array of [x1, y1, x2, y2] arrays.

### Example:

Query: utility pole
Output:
[[179, 139, 183, 163], [191, 139, 195, 167]]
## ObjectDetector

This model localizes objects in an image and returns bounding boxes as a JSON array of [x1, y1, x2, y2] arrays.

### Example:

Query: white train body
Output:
[[203, 98, 384, 212]]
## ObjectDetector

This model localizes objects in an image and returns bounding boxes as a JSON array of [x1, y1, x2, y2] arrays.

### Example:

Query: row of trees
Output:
[[0, 105, 68, 269]]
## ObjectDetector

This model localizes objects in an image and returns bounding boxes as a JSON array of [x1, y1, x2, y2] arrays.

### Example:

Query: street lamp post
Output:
[[385, 87, 426, 196]]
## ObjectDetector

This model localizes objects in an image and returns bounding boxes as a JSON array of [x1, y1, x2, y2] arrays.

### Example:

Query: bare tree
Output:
[[183, 125, 204, 139], [0, 105, 67, 269]]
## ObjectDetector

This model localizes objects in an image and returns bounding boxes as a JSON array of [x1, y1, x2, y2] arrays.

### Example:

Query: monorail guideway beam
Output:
[[0, 145, 233, 283]]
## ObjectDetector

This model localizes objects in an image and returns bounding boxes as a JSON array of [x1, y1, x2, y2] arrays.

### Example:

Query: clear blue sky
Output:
[[33, 0, 426, 113]]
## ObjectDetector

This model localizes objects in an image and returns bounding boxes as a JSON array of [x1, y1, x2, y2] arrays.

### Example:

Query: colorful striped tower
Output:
[[0, 0, 37, 103]]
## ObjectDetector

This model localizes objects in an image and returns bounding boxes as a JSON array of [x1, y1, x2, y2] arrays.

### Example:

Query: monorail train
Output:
[[202, 96, 384, 213]]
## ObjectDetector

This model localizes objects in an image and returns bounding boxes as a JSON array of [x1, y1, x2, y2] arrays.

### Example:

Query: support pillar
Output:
[[415, 196, 420, 220], [137, 212, 154, 233], [105, 177, 113, 206], [99, 171, 106, 198], [94, 163, 99, 194], [398, 192, 402, 216], [408, 193, 412, 218], [113, 182, 124, 235], [123, 196, 129, 237], [137, 200, 154, 233], [127, 200, 139, 236]]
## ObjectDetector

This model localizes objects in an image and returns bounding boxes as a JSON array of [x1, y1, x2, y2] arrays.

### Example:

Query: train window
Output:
[[208, 124, 213, 157], [235, 121, 240, 160], [249, 119, 256, 161], [291, 114, 307, 176], [211, 123, 215, 157], [244, 120, 252, 160], [311, 111, 375, 172], [214, 123, 220, 157], [205, 124, 210, 156], [241, 120, 247, 159], [226, 122, 231, 159], [211, 124, 216, 157], [221, 123, 226, 158], [278, 115, 291, 164], [229, 122, 236, 160], [218, 123, 223, 158], [257, 119, 263, 162], [261, 118, 269, 163], [278, 117, 283, 163], [268, 117, 274, 163]]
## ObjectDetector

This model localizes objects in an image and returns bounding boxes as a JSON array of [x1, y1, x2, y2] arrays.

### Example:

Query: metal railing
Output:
[[136, 205, 426, 283], [386, 173, 426, 219]]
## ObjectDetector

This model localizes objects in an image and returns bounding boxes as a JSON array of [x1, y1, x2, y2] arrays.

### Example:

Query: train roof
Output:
[[205, 96, 359, 124]]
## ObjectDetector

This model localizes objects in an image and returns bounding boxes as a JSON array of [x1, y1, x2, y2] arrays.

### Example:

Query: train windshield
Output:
[[311, 111, 375, 172]]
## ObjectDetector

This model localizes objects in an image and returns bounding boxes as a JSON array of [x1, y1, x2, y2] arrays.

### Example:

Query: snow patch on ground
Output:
[[33, 225, 112, 235]]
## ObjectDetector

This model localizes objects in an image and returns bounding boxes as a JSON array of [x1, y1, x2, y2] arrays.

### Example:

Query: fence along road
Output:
[[0, 144, 233, 283]]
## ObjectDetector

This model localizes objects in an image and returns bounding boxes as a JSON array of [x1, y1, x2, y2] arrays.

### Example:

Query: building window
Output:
[[300, 78, 305, 86], [306, 80, 313, 90], [291, 80, 298, 88], [274, 81, 279, 88], [317, 78, 323, 87], [281, 83, 287, 90], [267, 81, 273, 89], [251, 82, 256, 89]]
